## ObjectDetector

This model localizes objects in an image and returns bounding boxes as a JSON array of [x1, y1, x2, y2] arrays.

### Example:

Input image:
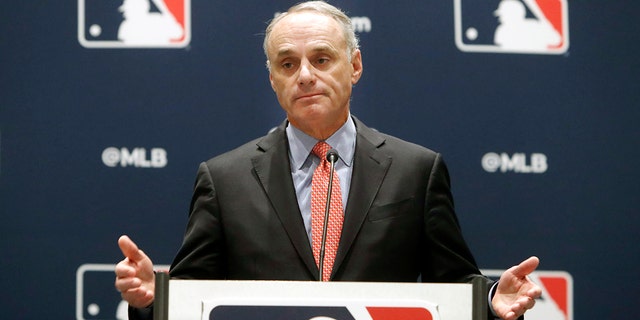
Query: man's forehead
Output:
[[274, 42, 338, 58], [268, 12, 345, 55], [278, 10, 336, 26]]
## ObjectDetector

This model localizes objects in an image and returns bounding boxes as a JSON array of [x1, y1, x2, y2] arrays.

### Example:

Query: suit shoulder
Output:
[[201, 124, 286, 170], [202, 136, 264, 170], [378, 131, 440, 159]]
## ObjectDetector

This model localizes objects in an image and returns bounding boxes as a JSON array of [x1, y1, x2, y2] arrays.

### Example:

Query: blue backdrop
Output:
[[1, 0, 638, 319]]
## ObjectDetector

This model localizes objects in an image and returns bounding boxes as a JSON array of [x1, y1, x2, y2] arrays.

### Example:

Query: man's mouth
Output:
[[296, 93, 323, 100]]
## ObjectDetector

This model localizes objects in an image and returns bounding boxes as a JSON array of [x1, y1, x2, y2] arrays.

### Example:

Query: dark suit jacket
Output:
[[170, 116, 483, 283], [131, 116, 493, 319]]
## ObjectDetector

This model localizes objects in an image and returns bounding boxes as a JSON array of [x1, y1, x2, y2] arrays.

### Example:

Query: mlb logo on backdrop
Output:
[[78, 0, 191, 48], [454, 0, 569, 54]]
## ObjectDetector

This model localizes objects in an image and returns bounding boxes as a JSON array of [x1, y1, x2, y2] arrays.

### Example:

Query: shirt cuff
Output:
[[488, 281, 500, 319]]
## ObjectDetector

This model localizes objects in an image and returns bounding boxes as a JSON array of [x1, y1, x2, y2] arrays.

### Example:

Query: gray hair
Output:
[[263, 1, 360, 70]]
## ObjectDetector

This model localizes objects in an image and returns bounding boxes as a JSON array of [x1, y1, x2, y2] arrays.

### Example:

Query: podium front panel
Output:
[[163, 280, 476, 320]]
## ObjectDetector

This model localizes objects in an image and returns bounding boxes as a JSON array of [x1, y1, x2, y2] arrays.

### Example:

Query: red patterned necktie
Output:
[[311, 141, 344, 281]]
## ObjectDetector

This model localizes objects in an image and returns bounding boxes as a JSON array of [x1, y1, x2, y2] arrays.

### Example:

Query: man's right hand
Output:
[[114, 235, 156, 308]]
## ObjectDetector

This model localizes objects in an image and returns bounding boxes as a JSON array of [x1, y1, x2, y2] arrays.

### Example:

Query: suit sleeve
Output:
[[128, 162, 228, 320], [169, 161, 228, 279], [421, 154, 500, 319], [421, 153, 485, 283]]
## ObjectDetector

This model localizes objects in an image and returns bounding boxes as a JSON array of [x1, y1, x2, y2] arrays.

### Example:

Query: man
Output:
[[115, 2, 541, 319]]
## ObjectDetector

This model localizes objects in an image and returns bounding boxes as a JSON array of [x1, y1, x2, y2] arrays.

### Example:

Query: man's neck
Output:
[[288, 113, 350, 141]]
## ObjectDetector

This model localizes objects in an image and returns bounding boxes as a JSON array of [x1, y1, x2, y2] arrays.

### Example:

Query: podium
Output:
[[153, 273, 488, 320]]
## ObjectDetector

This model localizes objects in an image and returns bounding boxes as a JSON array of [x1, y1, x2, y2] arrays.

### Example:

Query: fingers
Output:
[[493, 257, 543, 320], [118, 235, 146, 263], [115, 269, 142, 291], [527, 283, 543, 300], [120, 286, 155, 309], [498, 296, 537, 320], [510, 256, 540, 278], [114, 266, 155, 307], [115, 235, 156, 308], [514, 295, 536, 310], [114, 257, 144, 293], [114, 257, 156, 308], [507, 295, 537, 320], [114, 258, 136, 278]]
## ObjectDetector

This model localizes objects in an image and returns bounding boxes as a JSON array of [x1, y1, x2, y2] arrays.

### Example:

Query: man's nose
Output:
[[297, 61, 315, 85]]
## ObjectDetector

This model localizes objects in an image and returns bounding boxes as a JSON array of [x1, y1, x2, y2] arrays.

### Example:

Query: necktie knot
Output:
[[312, 141, 332, 161]]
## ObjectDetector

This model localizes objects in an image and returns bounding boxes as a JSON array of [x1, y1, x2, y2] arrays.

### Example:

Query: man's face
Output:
[[266, 12, 363, 139]]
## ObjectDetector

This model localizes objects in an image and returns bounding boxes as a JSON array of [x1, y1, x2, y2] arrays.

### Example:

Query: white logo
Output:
[[454, 0, 569, 54], [482, 152, 548, 173], [351, 16, 372, 33], [102, 147, 168, 168], [78, 0, 191, 48]]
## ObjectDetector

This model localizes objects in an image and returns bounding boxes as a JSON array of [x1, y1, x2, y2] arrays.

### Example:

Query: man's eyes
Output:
[[279, 57, 331, 69]]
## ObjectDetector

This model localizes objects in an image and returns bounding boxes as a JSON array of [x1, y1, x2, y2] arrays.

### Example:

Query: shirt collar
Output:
[[286, 115, 356, 170]]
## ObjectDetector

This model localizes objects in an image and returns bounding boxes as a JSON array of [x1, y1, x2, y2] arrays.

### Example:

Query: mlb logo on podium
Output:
[[208, 305, 436, 320], [454, 0, 569, 54], [78, 0, 191, 48]]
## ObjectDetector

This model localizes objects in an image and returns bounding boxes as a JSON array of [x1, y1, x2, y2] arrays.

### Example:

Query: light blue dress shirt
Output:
[[286, 116, 356, 244]]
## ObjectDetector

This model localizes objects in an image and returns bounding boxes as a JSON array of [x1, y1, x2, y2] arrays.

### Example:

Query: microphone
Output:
[[319, 149, 339, 282], [326, 149, 339, 163]]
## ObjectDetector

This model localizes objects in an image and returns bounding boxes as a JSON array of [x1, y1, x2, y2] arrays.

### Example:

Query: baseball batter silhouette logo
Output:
[[454, 0, 569, 54], [78, 0, 191, 48]]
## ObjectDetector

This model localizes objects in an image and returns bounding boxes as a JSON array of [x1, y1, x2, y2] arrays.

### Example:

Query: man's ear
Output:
[[351, 49, 363, 85], [269, 71, 276, 92]]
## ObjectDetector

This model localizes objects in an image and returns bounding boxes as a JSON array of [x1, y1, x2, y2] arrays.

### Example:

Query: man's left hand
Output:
[[492, 256, 543, 320]]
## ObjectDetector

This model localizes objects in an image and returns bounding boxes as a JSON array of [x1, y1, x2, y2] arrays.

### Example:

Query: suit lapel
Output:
[[250, 117, 392, 280], [251, 121, 319, 278], [333, 117, 391, 277]]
